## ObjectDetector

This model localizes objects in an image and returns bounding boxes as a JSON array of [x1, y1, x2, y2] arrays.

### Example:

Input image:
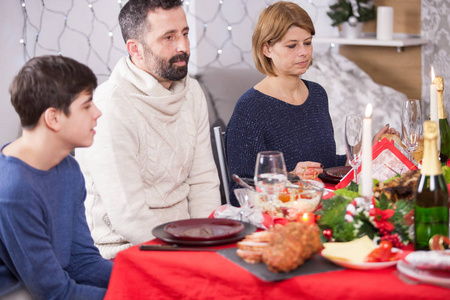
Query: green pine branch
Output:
[[327, 0, 376, 27]]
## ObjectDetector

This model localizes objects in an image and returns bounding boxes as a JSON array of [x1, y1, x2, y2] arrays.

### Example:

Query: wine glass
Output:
[[234, 188, 260, 222], [345, 114, 363, 184], [254, 151, 287, 227], [401, 99, 422, 162]]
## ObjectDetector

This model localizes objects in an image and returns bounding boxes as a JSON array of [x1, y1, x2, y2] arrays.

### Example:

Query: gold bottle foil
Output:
[[421, 121, 442, 175], [433, 76, 446, 119]]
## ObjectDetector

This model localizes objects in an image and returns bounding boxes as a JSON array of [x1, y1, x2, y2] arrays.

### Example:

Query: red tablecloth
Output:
[[105, 239, 450, 300]]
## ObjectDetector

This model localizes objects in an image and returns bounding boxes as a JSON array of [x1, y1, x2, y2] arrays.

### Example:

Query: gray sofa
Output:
[[195, 67, 265, 130], [194, 68, 264, 204]]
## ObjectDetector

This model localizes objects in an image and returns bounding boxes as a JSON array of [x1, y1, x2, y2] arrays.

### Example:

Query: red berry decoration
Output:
[[380, 234, 402, 248], [323, 229, 333, 240]]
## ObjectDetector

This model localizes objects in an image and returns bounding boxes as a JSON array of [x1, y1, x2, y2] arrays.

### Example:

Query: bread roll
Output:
[[379, 133, 423, 162], [236, 235, 270, 264], [378, 133, 404, 148], [413, 138, 424, 162]]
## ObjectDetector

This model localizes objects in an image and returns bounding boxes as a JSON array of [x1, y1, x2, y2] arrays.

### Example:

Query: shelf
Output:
[[313, 33, 428, 52]]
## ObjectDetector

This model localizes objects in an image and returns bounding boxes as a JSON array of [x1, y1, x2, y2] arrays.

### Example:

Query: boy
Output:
[[0, 55, 112, 299]]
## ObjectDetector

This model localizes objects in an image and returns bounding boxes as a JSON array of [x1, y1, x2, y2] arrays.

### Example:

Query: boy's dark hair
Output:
[[119, 0, 183, 44], [9, 55, 97, 129]]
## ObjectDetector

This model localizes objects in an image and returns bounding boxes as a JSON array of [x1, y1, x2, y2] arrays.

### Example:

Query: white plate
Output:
[[397, 260, 450, 287], [323, 256, 399, 270], [322, 249, 402, 270]]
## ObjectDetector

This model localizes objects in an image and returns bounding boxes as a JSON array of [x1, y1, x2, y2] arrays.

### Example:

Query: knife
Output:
[[139, 244, 217, 252]]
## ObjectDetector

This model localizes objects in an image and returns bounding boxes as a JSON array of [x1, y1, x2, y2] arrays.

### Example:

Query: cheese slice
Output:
[[321, 236, 376, 263]]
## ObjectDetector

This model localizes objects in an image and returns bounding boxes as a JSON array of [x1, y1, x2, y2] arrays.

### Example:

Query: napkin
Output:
[[213, 204, 267, 229], [211, 205, 290, 229]]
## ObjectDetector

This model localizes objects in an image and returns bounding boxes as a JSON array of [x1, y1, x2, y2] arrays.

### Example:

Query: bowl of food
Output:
[[253, 180, 324, 221]]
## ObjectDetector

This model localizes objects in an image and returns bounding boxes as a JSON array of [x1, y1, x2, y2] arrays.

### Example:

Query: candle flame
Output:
[[302, 213, 309, 222], [365, 103, 372, 118], [431, 66, 435, 82]]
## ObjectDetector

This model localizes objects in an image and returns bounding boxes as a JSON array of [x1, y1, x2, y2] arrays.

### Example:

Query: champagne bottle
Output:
[[433, 76, 450, 161], [414, 121, 449, 250]]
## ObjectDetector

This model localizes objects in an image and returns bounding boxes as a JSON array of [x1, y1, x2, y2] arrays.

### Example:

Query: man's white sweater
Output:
[[76, 57, 221, 259]]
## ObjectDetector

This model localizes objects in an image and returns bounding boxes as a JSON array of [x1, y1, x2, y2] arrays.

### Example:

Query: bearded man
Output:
[[75, 0, 221, 259]]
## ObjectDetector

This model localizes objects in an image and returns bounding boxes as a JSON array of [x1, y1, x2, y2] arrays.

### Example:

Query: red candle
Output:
[[299, 212, 315, 226]]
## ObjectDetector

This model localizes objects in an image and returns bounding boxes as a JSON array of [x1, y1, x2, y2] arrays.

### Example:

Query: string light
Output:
[[19, 0, 323, 76]]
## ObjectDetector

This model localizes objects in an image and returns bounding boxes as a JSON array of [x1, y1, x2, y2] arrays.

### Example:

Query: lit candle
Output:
[[361, 104, 373, 200], [299, 212, 315, 226], [430, 67, 441, 151]]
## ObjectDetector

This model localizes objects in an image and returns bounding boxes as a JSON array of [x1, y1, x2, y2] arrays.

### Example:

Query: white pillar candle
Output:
[[376, 6, 394, 40], [361, 104, 373, 197], [430, 67, 441, 151]]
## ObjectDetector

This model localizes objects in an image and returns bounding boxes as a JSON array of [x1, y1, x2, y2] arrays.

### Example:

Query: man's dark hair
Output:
[[9, 55, 97, 129], [119, 0, 183, 44]]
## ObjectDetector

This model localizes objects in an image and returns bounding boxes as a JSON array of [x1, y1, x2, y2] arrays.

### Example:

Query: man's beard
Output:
[[144, 46, 189, 81]]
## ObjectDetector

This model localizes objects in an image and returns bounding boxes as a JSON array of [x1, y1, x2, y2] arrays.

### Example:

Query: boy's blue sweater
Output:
[[0, 148, 112, 299]]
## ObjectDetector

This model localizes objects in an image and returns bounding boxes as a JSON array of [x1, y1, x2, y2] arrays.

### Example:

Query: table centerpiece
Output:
[[317, 164, 450, 248]]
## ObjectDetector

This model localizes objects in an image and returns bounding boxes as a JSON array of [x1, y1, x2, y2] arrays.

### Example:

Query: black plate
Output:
[[318, 172, 341, 184], [324, 166, 352, 179], [152, 220, 256, 246], [218, 248, 344, 282]]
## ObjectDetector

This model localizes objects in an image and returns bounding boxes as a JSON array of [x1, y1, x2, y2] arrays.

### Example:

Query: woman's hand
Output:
[[372, 124, 399, 145], [292, 161, 323, 179]]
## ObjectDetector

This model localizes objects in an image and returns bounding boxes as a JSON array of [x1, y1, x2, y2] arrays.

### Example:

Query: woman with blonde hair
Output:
[[225, 1, 394, 206]]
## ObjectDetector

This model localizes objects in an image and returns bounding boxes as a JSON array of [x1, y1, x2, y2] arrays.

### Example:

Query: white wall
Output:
[[0, 0, 339, 146], [2, 0, 445, 146], [187, 0, 338, 71], [0, 1, 24, 145]]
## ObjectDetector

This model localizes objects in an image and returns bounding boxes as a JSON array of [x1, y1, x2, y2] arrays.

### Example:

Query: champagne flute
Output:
[[401, 99, 422, 162], [254, 151, 287, 227], [345, 114, 363, 184]]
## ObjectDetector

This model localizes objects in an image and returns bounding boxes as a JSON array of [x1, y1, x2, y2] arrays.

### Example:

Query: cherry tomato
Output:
[[379, 241, 393, 250], [364, 241, 393, 262]]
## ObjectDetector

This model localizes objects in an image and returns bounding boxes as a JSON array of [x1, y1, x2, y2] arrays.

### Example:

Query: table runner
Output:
[[105, 241, 450, 300]]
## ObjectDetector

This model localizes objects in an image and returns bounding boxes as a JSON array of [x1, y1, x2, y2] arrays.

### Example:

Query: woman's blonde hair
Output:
[[252, 1, 315, 76]]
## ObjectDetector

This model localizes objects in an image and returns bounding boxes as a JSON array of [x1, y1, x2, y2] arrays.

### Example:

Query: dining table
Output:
[[104, 181, 450, 300], [105, 240, 449, 300]]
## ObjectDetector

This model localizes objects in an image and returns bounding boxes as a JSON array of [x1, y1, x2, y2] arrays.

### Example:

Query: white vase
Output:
[[341, 22, 364, 39]]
